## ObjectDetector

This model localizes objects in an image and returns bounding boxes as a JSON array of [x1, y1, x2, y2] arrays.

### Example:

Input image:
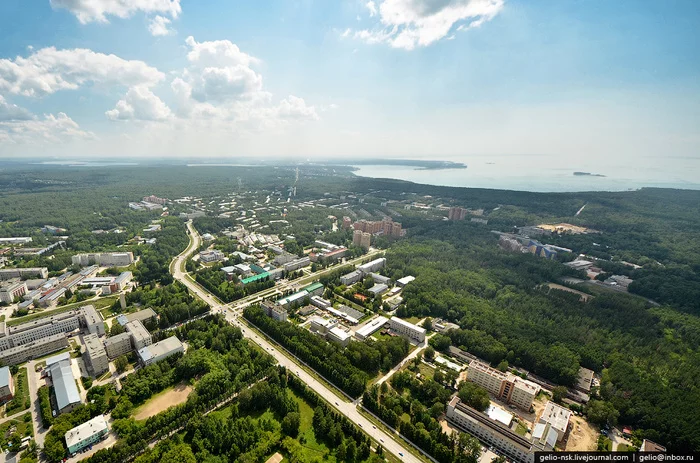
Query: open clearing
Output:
[[565, 414, 599, 451], [546, 283, 592, 302], [133, 384, 193, 420]]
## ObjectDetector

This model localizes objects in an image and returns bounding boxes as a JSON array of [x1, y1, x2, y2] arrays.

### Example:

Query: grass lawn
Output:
[[417, 363, 435, 380], [401, 316, 422, 324], [287, 390, 334, 462], [5, 368, 30, 416], [515, 422, 528, 436]]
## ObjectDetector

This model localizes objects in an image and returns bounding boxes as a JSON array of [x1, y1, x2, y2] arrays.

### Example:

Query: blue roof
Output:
[[49, 359, 81, 411], [0, 366, 10, 389]]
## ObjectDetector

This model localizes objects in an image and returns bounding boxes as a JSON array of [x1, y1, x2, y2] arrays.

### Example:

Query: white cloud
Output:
[[0, 95, 32, 121], [148, 15, 175, 36], [106, 86, 172, 121], [0, 112, 94, 144], [348, 0, 503, 50], [184, 36, 260, 68], [50, 0, 181, 24], [366, 1, 378, 17], [0, 46, 164, 97]]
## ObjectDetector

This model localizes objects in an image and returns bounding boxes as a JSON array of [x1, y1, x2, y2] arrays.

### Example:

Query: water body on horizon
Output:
[[351, 156, 700, 193]]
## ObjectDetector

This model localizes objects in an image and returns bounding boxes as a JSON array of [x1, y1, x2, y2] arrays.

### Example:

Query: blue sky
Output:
[[0, 0, 699, 167]]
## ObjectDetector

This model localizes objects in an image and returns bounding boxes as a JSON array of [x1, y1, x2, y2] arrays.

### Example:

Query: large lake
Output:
[[352, 156, 700, 192]]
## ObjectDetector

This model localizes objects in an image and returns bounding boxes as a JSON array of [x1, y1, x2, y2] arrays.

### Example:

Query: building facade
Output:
[[466, 361, 539, 411], [125, 320, 152, 351], [0, 281, 27, 303], [0, 267, 48, 280], [83, 334, 109, 376], [388, 317, 426, 342], [65, 415, 110, 455], [71, 252, 134, 267], [0, 334, 69, 365], [104, 332, 132, 359], [0, 366, 14, 402]]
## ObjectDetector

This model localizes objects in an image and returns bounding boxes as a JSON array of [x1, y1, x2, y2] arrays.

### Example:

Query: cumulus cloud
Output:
[[0, 46, 164, 97], [0, 112, 94, 144], [348, 0, 503, 49], [148, 15, 175, 36], [49, 0, 181, 24], [184, 36, 260, 68], [106, 86, 172, 121], [0, 95, 32, 121]]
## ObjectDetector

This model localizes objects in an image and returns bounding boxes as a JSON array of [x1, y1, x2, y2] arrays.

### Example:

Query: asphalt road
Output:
[[173, 221, 420, 463]]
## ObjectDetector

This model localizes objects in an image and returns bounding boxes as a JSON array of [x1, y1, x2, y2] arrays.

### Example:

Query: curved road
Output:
[[172, 221, 421, 463]]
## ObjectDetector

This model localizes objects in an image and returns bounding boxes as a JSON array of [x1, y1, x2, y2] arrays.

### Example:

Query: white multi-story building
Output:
[[83, 334, 109, 376], [199, 250, 225, 263], [137, 336, 184, 366], [446, 397, 544, 463], [125, 320, 152, 350], [0, 267, 48, 281], [327, 326, 352, 347], [0, 334, 69, 365], [388, 317, 426, 342], [104, 332, 132, 359], [71, 252, 134, 267], [340, 270, 363, 286], [357, 258, 386, 275], [283, 257, 311, 272], [466, 361, 539, 411], [0, 281, 27, 303], [538, 401, 572, 442]]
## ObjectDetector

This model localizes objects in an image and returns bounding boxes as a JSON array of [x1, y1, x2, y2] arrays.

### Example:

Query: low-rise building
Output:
[[49, 359, 82, 414], [104, 332, 132, 359], [83, 334, 109, 376], [283, 257, 311, 272], [369, 273, 392, 285], [137, 336, 184, 366], [199, 250, 225, 263], [328, 326, 352, 347], [125, 320, 152, 350], [433, 319, 460, 333], [358, 258, 386, 275], [310, 296, 331, 309], [354, 316, 388, 340], [538, 401, 572, 442], [388, 317, 426, 342], [65, 415, 110, 455], [641, 439, 666, 452], [309, 316, 337, 335], [368, 283, 389, 297], [276, 291, 309, 309], [0, 366, 14, 402]]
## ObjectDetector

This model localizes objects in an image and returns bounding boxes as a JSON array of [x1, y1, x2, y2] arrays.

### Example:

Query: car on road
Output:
[[372, 425, 376, 429], [399, 452, 404, 457], [380, 438, 384, 443], [358, 423, 362, 427]]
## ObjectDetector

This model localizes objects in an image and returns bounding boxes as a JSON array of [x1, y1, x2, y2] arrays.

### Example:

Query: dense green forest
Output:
[[387, 220, 700, 451], [244, 305, 409, 397]]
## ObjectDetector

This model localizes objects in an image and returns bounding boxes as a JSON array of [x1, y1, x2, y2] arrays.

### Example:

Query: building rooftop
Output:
[[355, 316, 388, 338], [49, 359, 81, 411], [104, 332, 131, 347], [65, 415, 109, 449], [125, 308, 157, 324], [84, 333, 107, 358], [450, 397, 532, 450], [0, 366, 10, 389], [540, 401, 572, 433], [137, 336, 183, 364], [576, 367, 594, 392], [328, 326, 352, 341], [44, 351, 71, 367], [486, 404, 514, 427], [532, 423, 558, 449], [125, 320, 151, 344], [390, 317, 426, 334]]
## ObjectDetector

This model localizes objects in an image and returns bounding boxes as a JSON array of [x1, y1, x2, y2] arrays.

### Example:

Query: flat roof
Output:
[[451, 397, 532, 450], [84, 333, 107, 358], [389, 317, 426, 334], [125, 320, 151, 343], [65, 415, 108, 449], [0, 366, 10, 388], [137, 336, 183, 363], [540, 401, 572, 432], [329, 326, 352, 340], [125, 308, 157, 323], [396, 276, 415, 285], [487, 405, 514, 427], [104, 332, 131, 346], [355, 316, 388, 338]]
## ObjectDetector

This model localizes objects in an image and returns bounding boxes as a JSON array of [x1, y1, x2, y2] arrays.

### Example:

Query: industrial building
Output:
[[466, 361, 539, 411], [65, 415, 110, 455], [83, 334, 109, 376], [388, 317, 425, 342], [137, 336, 184, 366], [104, 332, 132, 359], [125, 320, 152, 350], [48, 358, 82, 415], [71, 252, 134, 267], [354, 316, 388, 340], [0, 366, 14, 402]]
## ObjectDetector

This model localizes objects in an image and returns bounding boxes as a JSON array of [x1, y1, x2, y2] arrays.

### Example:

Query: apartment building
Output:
[[104, 332, 132, 359], [0, 281, 27, 303], [446, 397, 541, 463], [0, 334, 69, 365], [0, 267, 49, 280], [125, 320, 152, 350], [388, 317, 426, 342], [137, 336, 184, 366], [83, 334, 109, 376], [466, 361, 539, 411]]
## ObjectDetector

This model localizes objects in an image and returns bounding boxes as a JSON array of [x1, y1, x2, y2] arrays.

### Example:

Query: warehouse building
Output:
[[49, 359, 82, 415]]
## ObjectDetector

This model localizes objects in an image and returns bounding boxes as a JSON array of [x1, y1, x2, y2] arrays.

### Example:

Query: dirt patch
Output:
[[133, 384, 193, 420], [265, 452, 283, 463], [565, 414, 599, 451]]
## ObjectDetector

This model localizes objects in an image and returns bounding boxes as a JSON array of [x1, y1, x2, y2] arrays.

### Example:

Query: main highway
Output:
[[171, 221, 422, 463]]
